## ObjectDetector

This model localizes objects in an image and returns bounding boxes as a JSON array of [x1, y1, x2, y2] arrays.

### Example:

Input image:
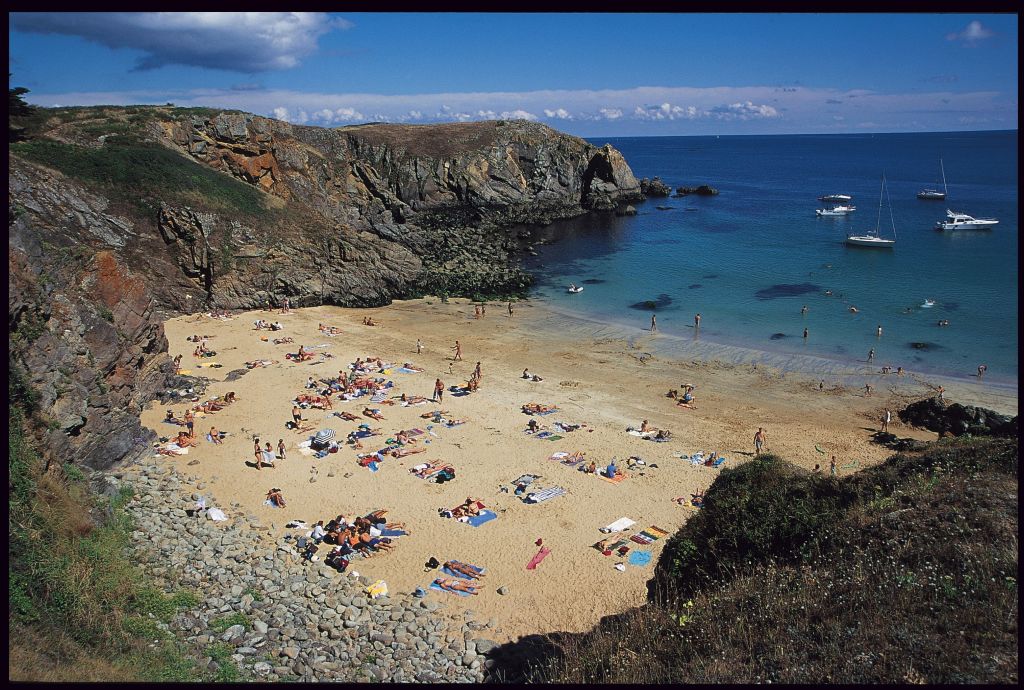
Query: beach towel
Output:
[[464, 510, 498, 527], [713, 457, 727, 468], [534, 431, 553, 439], [512, 474, 541, 486], [177, 369, 193, 375], [430, 580, 474, 597], [627, 429, 645, 437], [380, 528, 408, 537], [598, 468, 627, 484], [442, 561, 485, 580], [525, 486, 567, 504], [206, 507, 228, 522], [536, 408, 558, 416], [396, 367, 419, 374], [264, 499, 284, 508], [630, 526, 669, 544], [600, 517, 636, 533], [596, 538, 630, 555], [370, 392, 388, 403], [196, 362, 222, 368], [406, 428, 425, 437], [628, 550, 653, 567], [365, 580, 388, 599], [526, 546, 551, 570], [546, 435, 564, 442]]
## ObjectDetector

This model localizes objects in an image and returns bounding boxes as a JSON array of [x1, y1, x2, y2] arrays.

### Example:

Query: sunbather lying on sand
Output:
[[289, 421, 315, 433], [334, 411, 360, 421], [433, 578, 480, 595], [522, 402, 556, 415], [156, 446, 185, 456], [448, 497, 483, 519], [273, 337, 294, 345], [387, 447, 427, 458], [445, 560, 484, 579], [295, 394, 333, 409], [363, 408, 385, 420], [421, 409, 449, 418], [245, 359, 277, 368], [401, 363, 424, 372], [174, 432, 199, 447], [400, 394, 429, 405], [318, 324, 344, 335], [444, 418, 466, 427]]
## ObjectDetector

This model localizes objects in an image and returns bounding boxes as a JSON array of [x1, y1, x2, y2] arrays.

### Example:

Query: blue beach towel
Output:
[[396, 367, 419, 374], [380, 528, 408, 537], [713, 457, 727, 467], [368, 460, 380, 472], [464, 510, 498, 527], [536, 409, 558, 416], [628, 550, 653, 567], [441, 562, 485, 580]]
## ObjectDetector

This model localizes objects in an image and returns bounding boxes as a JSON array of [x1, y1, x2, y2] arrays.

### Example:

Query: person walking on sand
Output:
[[651, 314, 657, 332], [452, 340, 462, 361], [830, 455, 837, 477], [508, 302, 514, 317], [881, 408, 891, 433], [695, 313, 701, 328], [754, 427, 766, 456], [474, 361, 482, 380], [433, 378, 444, 403], [254, 437, 264, 470], [416, 339, 422, 355], [278, 438, 286, 460]]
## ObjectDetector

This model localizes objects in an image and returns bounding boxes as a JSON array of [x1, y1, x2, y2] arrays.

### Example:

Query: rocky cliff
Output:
[[8, 106, 642, 469]]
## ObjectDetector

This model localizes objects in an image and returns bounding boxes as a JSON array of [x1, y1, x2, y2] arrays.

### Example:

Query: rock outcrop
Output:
[[899, 398, 1017, 438], [675, 185, 719, 197], [639, 176, 672, 198]]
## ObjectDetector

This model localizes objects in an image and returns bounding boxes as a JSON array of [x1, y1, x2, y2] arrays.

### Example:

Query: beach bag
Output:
[[365, 580, 388, 599]]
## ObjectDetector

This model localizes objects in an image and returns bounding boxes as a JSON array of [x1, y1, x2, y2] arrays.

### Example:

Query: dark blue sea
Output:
[[524, 130, 1018, 384]]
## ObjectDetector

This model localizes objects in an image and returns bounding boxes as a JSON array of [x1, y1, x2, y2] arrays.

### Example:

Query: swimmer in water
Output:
[[825, 290, 833, 296], [849, 306, 859, 313]]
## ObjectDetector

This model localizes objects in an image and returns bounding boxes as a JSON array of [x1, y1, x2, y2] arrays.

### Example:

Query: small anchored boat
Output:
[[818, 193, 853, 203], [816, 204, 856, 217], [846, 175, 896, 249], [567, 284, 584, 294]]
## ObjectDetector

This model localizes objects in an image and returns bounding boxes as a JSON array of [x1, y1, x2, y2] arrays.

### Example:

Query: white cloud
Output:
[[543, 108, 572, 120], [10, 12, 346, 72], [946, 20, 994, 43], [23, 83, 1016, 135]]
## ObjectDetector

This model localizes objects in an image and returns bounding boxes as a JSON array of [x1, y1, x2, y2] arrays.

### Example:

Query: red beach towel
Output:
[[526, 546, 551, 570]]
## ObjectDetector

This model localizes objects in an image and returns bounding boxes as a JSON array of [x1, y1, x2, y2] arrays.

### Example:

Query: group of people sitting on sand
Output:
[[294, 393, 333, 410], [266, 487, 286, 507], [318, 323, 345, 336], [667, 385, 696, 409], [253, 319, 284, 331], [192, 340, 216, 358], [206, 310, 233, 320], [522, 368, 544, 382], [362, 317, 378, 326], [300, 510, 405, 567]]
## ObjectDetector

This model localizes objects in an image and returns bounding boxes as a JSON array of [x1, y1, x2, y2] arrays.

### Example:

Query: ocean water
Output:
[[524, 131, 1018, 384]]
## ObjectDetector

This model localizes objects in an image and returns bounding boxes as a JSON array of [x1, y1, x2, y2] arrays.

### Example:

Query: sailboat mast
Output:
[[876, 174, 884, 235], [887, 177, 897, 240], [940, 158, 947, 196]]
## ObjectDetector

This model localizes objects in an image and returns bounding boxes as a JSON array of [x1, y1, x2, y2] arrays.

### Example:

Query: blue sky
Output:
[[9, 12, 1018, 136]]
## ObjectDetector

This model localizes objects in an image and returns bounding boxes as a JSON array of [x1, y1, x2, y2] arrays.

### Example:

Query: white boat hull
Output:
[[917, 191, 946, 200], [846, 234, 895, 248], [936, 219, 999, 230]]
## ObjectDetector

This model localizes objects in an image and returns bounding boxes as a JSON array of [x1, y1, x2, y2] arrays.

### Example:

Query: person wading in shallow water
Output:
[[651, 314, 657, 332]]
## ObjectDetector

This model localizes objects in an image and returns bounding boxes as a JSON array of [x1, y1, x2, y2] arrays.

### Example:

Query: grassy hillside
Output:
[[529, 437, 1018, 684], [7, 376, 221, 681]]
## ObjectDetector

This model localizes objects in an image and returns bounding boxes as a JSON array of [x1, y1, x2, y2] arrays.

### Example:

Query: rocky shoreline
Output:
[[108, 460, 502, 682]]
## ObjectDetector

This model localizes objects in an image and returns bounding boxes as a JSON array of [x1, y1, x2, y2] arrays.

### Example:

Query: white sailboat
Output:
[[846, 175, 896, 248], [917, 158, 947, 200]]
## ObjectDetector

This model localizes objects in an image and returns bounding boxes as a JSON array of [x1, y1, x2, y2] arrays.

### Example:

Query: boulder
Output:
[[899, 398, 1016, 437]]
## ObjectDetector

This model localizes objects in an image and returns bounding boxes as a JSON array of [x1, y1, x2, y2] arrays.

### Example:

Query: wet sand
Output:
[[140, 297, 1014, 643]]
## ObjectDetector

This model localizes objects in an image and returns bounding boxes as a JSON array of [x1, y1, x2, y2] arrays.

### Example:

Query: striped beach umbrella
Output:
[[314, 429, 335, 442]]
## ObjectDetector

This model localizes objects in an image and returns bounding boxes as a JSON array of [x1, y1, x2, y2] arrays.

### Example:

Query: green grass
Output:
[[8, 403, 208, 681], [208, 611, 250, 633], [11, 137, 266, 217], [206, 642, 244, 682]]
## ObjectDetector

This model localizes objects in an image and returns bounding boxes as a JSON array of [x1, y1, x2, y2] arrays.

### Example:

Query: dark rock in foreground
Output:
[[616, 205, 637, 216]]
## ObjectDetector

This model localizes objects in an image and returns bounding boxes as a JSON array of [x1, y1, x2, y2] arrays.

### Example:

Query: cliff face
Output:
[[8, 107, 642, 469]]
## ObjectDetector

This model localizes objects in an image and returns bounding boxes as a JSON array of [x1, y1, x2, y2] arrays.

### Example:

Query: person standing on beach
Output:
[[184, 409, 195, 438], [173, 354, 183, 374], [864, 383, 873, 396], [278, 438, 286, 460], [474, 361, 482, 380], [254, 437, 263, 470], [881, 408, 891, 433], [868, 348, 875, 363], [830, 455, 837, 477], [433, 378, 444, 403], [694, 313, 701, 328], [474, 305, 481, 319], [508, 302, 514, 317], [819, 379, 825, 391], [651, 314, 657, 332], [416, 339, 422, 355], [754, 428, 766, 456], [452, 340, 462, 361]]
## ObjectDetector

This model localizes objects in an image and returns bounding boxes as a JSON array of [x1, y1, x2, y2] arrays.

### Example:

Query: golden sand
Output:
[[140, 298, 1014, 642]]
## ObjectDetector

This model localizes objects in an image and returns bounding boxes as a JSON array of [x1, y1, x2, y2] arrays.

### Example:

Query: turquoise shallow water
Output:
[[524, 131, 1018, 384]]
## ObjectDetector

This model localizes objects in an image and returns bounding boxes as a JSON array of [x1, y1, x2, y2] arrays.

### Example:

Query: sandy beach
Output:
[[139, 297, 1016, 643]]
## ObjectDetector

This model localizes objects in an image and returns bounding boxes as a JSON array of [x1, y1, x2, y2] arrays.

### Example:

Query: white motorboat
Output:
[[819, 193, 852, 203], [816, 204, 857, 217], [846, 175, 896, 249], [917, 158, 947, 200], [567, 284, 584, 294], [935, 209, 999, 231]]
